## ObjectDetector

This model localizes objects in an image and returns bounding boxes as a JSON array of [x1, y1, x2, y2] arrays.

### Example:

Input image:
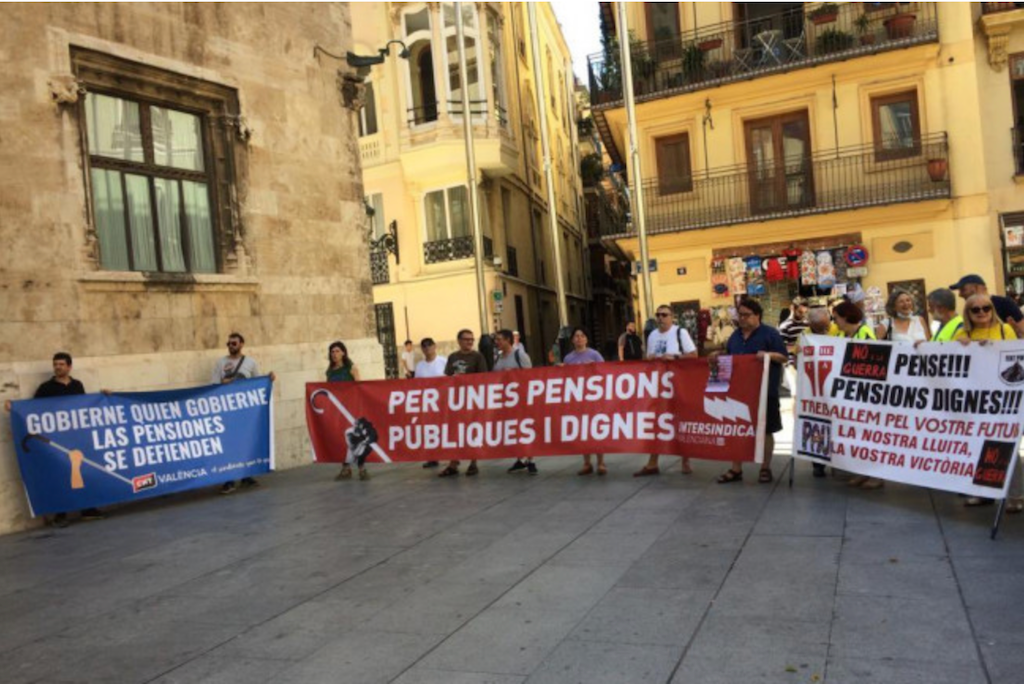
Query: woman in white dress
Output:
[[875, 289, 929, 342]]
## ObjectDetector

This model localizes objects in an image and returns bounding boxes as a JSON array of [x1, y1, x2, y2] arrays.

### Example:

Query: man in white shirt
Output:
[[634, 305, 697, 477], [401, 340, 417, 378], [414, 337, 447, 469]]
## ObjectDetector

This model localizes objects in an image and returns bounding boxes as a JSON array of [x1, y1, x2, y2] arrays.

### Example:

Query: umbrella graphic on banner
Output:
[[22, 433, 157, 493]]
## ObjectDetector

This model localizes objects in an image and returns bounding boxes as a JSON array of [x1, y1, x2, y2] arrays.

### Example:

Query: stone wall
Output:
[[0, 3, 381, 535]]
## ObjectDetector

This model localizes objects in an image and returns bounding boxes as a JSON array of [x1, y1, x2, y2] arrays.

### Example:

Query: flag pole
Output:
[[455, 2, 490, 337], [528, 2, 569, 328], [616, 1, 653, 324]]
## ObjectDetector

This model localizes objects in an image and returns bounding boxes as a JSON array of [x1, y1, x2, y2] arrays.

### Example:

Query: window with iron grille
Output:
[[73, 49, 243, 274]]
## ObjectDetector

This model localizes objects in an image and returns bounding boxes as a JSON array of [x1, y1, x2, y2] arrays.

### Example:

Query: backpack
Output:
[[513, 348, 523, 368], [623, 333, 643, 360]]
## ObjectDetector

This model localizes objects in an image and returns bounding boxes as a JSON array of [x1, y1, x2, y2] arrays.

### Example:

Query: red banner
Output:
[[305, 357, 768, 464]]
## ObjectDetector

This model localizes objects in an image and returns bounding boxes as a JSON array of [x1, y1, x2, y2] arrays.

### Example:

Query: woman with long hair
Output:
[[562, 328, 607, 475], [326, 341, 367, 481], [876, 289, 929, 342]]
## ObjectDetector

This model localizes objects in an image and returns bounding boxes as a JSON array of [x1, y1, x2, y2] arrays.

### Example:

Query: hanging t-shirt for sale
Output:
[[799, 250, 818, 286], [646, 325, 697, 358], [727, 257, 747, 295], [831, 247, 848, 282], [745, 256, 766, 296], [764, 257, 785, 282], [783, 248, 802, 280], [816, 250, 835, 289]]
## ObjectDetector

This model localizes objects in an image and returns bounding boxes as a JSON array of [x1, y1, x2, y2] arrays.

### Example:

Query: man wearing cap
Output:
[[950, 274, 1024, 337], [414, 338, 447, 468]]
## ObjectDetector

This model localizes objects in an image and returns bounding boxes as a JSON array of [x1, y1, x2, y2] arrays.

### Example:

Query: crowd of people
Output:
[[9, 273, 1024, 528]]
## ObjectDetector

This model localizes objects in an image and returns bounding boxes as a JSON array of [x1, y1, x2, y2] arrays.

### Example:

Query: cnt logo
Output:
[[132, 473, 157, 493]]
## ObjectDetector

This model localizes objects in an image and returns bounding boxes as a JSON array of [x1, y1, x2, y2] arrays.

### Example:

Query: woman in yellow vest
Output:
[[954, 294, 1018, 343], [954, 294, 1021, 510], [833, 301, 877, 340], [832, 300, 883, 489]]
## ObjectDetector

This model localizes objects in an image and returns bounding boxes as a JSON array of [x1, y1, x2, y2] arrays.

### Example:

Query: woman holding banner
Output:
[[326, 341, 367, 481], [833, 302, 884, 489], [876, 289, 929, 343], [562, 328, 607, 476]]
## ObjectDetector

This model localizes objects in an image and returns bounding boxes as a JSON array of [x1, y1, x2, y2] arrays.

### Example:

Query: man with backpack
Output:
[[634, 305, 697, 477], [493, 329, 538, 475], [618, 321, 644, 361]]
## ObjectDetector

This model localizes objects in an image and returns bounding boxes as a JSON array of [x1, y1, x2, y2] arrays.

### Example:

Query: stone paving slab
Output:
[[0, 451, 1021, 683]]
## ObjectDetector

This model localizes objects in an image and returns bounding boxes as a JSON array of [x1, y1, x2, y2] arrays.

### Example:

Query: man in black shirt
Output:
[[951, 274, 1024, 337], [4, 352, 103, 527]]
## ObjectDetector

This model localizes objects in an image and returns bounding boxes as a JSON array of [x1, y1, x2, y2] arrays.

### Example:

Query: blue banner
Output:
[[9, 377, 273, 516]]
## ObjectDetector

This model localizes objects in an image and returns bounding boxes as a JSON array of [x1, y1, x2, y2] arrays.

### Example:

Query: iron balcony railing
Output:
[[983, 2, 1024, 14], [407, 102, 439, 126], [423, 235, 493, 264], [587, 2, 938, 107], [628, 133, 949, 237], [585, 187, 628, 240]]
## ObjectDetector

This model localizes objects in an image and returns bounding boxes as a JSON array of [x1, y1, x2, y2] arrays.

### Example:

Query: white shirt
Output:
[[414, 356, 448, 379], [646, 325, 696, 358], [401, 349, 417, 373], [211, 355, 259, 384]]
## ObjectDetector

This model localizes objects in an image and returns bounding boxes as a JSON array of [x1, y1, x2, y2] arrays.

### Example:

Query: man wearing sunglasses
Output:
[[212, 333, 274, 494], [634, 305, 697, 477], [950, 274, 1024, 338]]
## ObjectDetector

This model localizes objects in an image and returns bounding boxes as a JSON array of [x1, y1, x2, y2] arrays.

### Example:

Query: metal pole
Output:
[[528, 2, 569, 328], [616, 1, 653, 324], [455, 2, 490, 337]]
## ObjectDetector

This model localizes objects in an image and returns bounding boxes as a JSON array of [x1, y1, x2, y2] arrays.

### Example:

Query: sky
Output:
[[551, 1, 604, 83]]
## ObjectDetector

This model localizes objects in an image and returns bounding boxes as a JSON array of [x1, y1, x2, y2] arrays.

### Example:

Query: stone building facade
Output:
[[0, 2, 381, 534]]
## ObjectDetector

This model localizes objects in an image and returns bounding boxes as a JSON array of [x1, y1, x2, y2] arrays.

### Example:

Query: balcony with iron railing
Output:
[[1013, 127, 1024, 176], [423, 235, 494, 265], [621, 133, 949, 238], [983, 2, 1024, 14], [587, 2, 938, 108], [585, 186, 628, 241]]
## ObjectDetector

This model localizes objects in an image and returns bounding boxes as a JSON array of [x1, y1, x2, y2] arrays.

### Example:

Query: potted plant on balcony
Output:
[[815, 27, 855, 56], [808, 3, 839, 26], [884, 8, 917, 40], [698, 34, 723, 52], [855, 14, 875, 46], [681, 43, 706, 84], [927, 157, 948, 182]]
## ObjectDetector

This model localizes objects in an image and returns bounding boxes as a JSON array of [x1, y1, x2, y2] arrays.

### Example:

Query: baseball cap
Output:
[[949, 274, 986, 290], [420, 337, 435, 348]]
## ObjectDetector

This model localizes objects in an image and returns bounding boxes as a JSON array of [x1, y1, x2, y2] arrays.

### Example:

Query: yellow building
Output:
[[351, 2, 590, 371], [588, 2, 1022, 345]]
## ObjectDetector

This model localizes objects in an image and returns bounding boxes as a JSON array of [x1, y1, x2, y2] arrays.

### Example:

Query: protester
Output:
[[439, 329, 488, 477], [212, 333, 275, 493], [806, 306, 832, 336], [712, 298, 787, 485], [950, 274, 1024, 337], [634, 305, 697, 477], [492, 330, 537, 475], [414, 337, 447, 469], [326, 341, 367, 481], [512, 330, 524, 352], [876, 289, 928, 342], [401, 340, 417, 379], [779, 298, 808, 395], [924, 288, 964, 343], [3, 352, 103, 527], [955, 294, 1019, 508], [618, 321, 644, 361], [833, 301, 877, 340], [561, 328, 607, 476]]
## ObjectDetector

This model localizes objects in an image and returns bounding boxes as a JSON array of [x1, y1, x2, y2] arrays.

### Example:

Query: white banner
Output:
[[793, 336, 1024, 498]]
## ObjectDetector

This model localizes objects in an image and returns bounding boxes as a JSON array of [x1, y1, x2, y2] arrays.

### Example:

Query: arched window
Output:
[[403, 6, 438, 126]]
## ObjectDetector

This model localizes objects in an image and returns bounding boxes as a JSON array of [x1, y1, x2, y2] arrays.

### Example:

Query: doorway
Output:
[[745, 110, 814, 215]]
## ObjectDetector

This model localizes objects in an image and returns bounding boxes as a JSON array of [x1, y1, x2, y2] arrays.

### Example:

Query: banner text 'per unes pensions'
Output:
[[795, 337, 1024, 497], [10, 378, 273, 516], [305, 357, 769, 464]]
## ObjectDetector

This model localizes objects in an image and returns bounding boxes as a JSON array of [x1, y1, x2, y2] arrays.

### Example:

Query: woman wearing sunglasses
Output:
[[954, 294, 1022, 511], [954, 294, 1017, 344]]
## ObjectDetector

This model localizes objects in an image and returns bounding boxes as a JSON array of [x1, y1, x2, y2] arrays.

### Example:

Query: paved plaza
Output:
[[1, 438, 1023, 683]]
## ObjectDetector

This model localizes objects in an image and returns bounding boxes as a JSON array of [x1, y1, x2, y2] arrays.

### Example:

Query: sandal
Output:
[[336, 465, 352, 480], [597, 465, 607, 476], [577, 465, 594, 476], [465, 463, 479, 477], [438, 466, 459, 478], [681, 459, 693, 475], [632, 466, 660, 477], [717, 469, 743, 484], [758, 469, 773, 484]]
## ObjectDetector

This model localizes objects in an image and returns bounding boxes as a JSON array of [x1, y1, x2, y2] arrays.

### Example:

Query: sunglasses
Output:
[[459, 337, 474, 342], [969, 305, 993, 314], [226, 342, 240, 347], [656, 312, 671, 318]]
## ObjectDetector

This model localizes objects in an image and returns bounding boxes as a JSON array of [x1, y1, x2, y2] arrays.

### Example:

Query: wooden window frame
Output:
[[655, 132, 694, 195], [743, 109, 814, 214], [645, 2, 681, 60], [72, 48, 244, 274], [870, 89, 921, 162]]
